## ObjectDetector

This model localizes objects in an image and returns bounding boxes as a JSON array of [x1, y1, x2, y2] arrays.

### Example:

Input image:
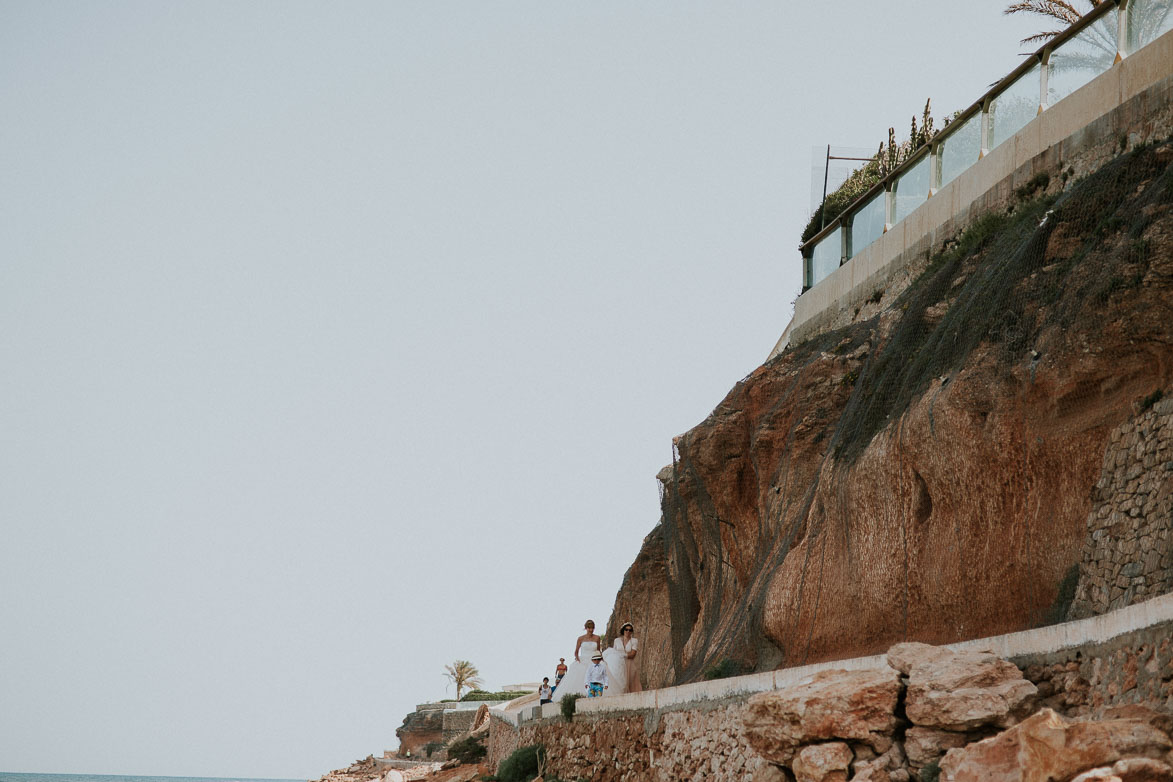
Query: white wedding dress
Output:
[[551, 640, 614, 702]]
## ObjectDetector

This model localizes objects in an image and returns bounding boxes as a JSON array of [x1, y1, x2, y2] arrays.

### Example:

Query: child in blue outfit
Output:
[[585, 653, 608, 697]]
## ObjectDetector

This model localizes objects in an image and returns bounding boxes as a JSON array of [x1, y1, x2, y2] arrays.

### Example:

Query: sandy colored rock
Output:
[[1102, 705, 1173, 738], [1072, 769, 1124, 782], [904, 726, 970, 770], [850, 763, 891, 782], [751, 764, 792, 782], [939, 708, 1173, 782], [1110, 757, 1173, 782], [743, 668, 902, 763], [1070, 761, 1173, 782], [792, 741, 852, 782], [890, 643, 1037, 731]]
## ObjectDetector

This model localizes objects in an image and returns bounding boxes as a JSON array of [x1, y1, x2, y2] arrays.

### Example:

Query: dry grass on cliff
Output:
[[829, 140, 1173, 464]]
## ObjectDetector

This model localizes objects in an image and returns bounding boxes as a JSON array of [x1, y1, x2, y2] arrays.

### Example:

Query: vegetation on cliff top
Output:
[[802, 100, 945, 246], [460, 689, 531, 701]]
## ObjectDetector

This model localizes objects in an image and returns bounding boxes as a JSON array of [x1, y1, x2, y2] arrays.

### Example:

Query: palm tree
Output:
[[1005, 0, 1104, 47], [1004, 0, 1115, 87], [1006, 0, 1173, 53], [443, 660, 483, 701]]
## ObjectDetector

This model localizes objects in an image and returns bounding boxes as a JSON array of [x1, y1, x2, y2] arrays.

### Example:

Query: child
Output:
[[584, 652, 608, 697], [539, 677, 553, 705]]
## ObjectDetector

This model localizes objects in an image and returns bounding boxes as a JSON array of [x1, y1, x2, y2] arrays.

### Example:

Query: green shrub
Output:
[[423, 741, 444, 758], [802, 157, 882, 244], [702, 658, 744, 680], [461, 689, 531, 702], [1015, 171, 1051, 200], [496, 744, 545, 782], [448, 734, 487, 764], [920, 760, 941, 782], [560, 693, 582, 722]]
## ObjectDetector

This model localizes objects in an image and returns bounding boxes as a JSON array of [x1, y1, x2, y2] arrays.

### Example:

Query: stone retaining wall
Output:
[[486, 714, 521, 771], [1070, 393, 1173, 618], [441, 709, 479, 744], [1017, 620, 1173, 718], [488, 595, 1173, 780]]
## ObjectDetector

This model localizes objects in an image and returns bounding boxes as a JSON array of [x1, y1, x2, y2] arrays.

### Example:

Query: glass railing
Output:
[[849, 190, 886, 258], [892, 153, 931, 225], [1047, 8, 1118, 105], [988, 62, 1042, 150], [938, 111, 981, 189], [1128, 0, 1173, 50], [800, 0, 1172, 291], [808, 226, 842, 286]]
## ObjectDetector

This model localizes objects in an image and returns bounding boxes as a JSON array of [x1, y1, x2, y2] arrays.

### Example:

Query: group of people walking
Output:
[[539, 619, 641, 702]]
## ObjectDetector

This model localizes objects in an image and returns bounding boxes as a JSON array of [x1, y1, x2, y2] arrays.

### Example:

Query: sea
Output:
[[0, 774, 306, 782]]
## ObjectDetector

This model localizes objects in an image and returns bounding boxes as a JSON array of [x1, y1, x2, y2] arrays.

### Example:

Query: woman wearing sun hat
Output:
[[603, 621, 641, 694]]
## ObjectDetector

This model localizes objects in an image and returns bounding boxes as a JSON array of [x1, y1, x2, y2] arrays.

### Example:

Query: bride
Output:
[[551, 619, 605, 702]]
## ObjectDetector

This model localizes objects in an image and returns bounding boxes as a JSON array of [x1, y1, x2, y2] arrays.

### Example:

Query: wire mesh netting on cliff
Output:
[[653, 140, 1173, 685]]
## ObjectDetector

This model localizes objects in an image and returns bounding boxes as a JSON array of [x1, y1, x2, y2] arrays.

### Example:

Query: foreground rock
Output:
[[888, 642, 1038, 731], [939, 708, 1173, 782], [744, 668, 902, 764], [738, 644, 1173, 782], [792, 742, 854, 782]]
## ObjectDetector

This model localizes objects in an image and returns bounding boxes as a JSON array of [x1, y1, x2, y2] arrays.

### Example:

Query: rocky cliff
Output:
[[609, 141, 1173, 688]]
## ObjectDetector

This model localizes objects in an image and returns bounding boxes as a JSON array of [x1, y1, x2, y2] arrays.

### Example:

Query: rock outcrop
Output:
[[611, 142, 1173, 686], [888, 642, 1038, 731], [744, 668, 902, 763], [938, 708, 1173, 782], [739, 644, 1173, 782], [394, 705, 444, 758]]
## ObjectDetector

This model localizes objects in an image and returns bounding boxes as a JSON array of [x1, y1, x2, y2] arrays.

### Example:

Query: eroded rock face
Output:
[[743, 668, 902, 763], [889, 642, 1038, 730], [605, 523, 673, 690], [395, 706, 444, 758], [612, 144, 1173, 685], [938, 708, 1173, 782]]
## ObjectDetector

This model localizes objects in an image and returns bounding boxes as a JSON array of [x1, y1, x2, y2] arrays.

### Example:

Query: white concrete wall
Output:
[[771, 26, 1173, 358]]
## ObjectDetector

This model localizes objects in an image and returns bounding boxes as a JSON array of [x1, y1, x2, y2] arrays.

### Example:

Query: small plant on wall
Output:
[[560, 693, 582, 722]]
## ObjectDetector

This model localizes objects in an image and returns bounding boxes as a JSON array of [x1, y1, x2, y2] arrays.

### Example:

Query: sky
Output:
[[1, 2, 1044, 778]]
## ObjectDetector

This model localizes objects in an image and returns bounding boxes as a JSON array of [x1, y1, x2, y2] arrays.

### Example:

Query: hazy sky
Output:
[[1, 2, 1041, 778]]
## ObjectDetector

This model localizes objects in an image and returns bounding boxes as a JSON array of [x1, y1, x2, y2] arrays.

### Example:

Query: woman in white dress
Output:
[[551, 619, 603, 703], [603, 621, 640, 694]]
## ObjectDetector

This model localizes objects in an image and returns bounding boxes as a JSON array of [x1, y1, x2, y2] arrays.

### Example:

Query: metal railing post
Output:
[[980, 97, 992, 158], [1040, 47, 1053, 112], [929, 142, 940, 197], [1117, 0, 1130, 60]]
